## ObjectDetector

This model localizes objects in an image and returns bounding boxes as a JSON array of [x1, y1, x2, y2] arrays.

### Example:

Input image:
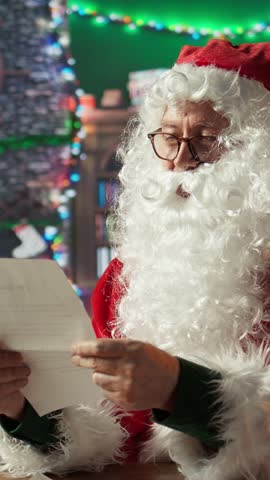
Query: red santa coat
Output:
[[0, 258, 270, 478], [90, 256, 270, 473], [91, 257, 153, 462]]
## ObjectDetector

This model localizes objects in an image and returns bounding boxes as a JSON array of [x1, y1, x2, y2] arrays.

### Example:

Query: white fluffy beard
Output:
[[115, 140, 270, 360]]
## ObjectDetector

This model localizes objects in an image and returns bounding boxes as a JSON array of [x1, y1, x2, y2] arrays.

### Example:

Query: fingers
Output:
[[0, 391, 24, 415], [0, 348, 29, 418], [92, 372, 121, 392], [0, 350, 24, 368], [72, 339, 128, 358], [0, 366, 30, 384], [72, 355, 109, 369], [0, 378, 28, 397], [92, 373, 134, 410], [72, 355, 127, 375]]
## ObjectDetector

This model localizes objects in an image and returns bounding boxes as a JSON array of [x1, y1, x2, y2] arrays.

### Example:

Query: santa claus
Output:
[[1, 40, 270, 480]]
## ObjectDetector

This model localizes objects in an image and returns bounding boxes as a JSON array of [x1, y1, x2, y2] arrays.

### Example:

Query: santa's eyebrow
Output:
[[160, 121, 216, 130], [160, 122, 177, 129]]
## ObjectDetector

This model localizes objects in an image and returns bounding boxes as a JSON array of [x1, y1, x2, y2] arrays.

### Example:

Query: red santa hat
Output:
[[176, 39, 270, 92]]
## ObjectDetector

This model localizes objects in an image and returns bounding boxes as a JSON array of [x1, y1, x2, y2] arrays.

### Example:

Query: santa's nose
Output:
[[172, 141, 196, 172]]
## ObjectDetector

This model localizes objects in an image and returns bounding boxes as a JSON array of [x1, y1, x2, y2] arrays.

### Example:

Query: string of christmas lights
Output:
[[42, 0, 85, 277], [46, 0, 84, 190], [0, 134, 72, 154], [68, 4, 270, 41], [0, 1, 82, 295]]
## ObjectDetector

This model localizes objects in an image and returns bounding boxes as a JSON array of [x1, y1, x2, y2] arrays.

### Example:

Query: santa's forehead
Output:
[[161, 101, 228, 129]]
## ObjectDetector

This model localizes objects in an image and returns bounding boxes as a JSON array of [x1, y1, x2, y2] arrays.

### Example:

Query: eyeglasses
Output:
[[147, 129, 220, 164]]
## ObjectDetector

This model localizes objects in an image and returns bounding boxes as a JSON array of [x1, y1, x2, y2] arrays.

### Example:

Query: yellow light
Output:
[[236, 27, 244, 34], [53, 235, 63, 246], [87, 8, 97, 16], [136, 19, 144, 26]]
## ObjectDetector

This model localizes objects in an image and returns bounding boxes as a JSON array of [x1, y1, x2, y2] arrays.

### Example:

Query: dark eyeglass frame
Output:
[[147, 129, 219, 164]]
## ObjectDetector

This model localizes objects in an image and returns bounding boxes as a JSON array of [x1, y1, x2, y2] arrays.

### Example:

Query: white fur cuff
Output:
[[167, 348, 270, 480], [0, 403, 127, 477]]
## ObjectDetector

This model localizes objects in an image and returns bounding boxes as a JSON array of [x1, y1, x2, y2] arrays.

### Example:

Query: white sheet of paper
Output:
[[0, 258, 102, 416]]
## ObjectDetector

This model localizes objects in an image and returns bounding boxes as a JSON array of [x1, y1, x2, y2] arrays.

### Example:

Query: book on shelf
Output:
[[96, 177, 120, 277], [97, 179, 120, 208], [96, 246, 116, 278], [97, 180, 106, 208], [95, 213, 107, 242]]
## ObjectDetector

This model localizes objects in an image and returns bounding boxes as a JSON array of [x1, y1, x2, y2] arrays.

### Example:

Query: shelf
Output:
[[96, 241, 110, 247], [74, 108, 124, 285], [96, 171, 118, 179], [82, 107, 136, 126], [96, 206, 111, 213]]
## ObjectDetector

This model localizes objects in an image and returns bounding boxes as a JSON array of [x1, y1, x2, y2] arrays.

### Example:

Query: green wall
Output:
[[68, 0, 270, 104]]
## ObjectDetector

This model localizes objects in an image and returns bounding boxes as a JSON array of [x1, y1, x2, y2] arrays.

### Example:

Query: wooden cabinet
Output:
[[72, 108, 134, 289]]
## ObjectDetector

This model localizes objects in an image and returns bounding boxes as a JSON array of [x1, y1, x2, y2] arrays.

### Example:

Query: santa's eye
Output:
[[163, 134, 178, 143]]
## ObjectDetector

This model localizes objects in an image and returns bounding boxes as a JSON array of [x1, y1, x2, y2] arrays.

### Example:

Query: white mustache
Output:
[[139, 162, 214, 207]]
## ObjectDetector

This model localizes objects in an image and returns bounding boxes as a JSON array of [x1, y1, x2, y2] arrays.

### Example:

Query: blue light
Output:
[[44, 226, 58, 241], [59, 210, 70, 220], [72, 284, 83, 297], [78, 9, 86, 16], [155, 23, 164, 31], [53, 16, 63, 26], [192, 32, 200, 40], [44, 232, 55, 241], [70, 173, 81, 183], [71, 147, 81, 155], [62, 67, 74, 76]]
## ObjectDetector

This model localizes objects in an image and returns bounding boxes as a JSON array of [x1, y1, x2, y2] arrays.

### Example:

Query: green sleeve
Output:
[[152, 357, 225, 450], [0, 400, 59, 450]]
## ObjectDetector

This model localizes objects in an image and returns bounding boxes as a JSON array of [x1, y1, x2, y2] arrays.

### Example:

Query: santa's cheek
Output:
[[162, 160, 174, 170]]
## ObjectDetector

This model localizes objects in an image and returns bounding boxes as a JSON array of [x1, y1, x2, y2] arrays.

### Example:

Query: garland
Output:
[[68, 5, 270, 40], [0, 134, 72, 154]]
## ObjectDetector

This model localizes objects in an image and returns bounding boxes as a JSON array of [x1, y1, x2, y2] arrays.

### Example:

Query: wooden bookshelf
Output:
[[95, 207, 109, 214], [73, 108, 134, 289], [96, 171, 118, 180], [96, 241, 110, 247]]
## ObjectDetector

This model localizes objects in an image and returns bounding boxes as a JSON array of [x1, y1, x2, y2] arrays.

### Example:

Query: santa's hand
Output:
[[71, 338, 180, 411]]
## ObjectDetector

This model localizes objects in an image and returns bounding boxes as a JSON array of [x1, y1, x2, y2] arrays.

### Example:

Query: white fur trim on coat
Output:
[[2, 349, 270, 479], [0, 401, 128, 477], [140, 347, 270, 480]]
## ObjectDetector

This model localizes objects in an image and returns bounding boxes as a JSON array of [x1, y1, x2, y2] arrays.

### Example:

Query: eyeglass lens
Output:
[[152, 133, 218, 162]]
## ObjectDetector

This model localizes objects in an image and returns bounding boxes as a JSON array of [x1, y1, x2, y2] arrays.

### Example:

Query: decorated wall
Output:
[[67, 0, 270, 104], [0, 0, 83, 284]]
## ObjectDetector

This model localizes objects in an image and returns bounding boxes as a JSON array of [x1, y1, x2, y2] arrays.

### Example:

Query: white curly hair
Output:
[[109, 63, 270, 358]]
